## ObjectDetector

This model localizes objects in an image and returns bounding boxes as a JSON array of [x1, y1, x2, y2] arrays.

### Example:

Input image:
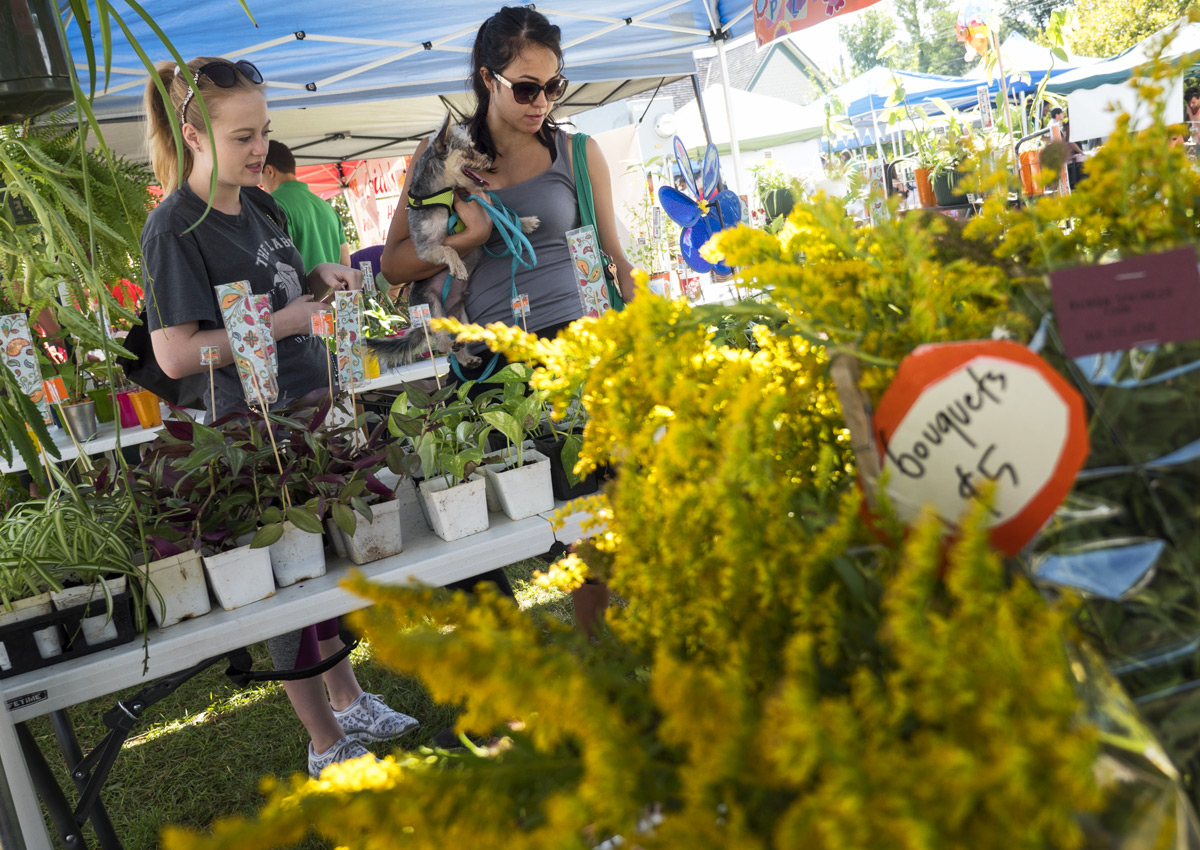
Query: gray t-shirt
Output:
[[464, 130, 584, 334], [141, 183, 330, 419]]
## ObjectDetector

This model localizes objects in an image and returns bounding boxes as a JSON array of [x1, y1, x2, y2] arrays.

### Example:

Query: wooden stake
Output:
[[830, 351, 881, 510], [251, 379, 291, 510], [423, 324, 443, 390]]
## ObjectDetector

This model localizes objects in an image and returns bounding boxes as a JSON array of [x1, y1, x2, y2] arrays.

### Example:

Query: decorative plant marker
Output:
[[409, 303, 441, 389], [511, 293, 531, 331], [0, 313, 52, 424], [42, 377, 65, 405], [311, 311, 336, 408], [335, 291, 364, 414], [567, 225, 611, 317], [658, 137, 742, 276], [200, 345, 220, 410], [872, 340, 1089, 556], [214, 281, 279, 406], [358, 261, 376, 294]]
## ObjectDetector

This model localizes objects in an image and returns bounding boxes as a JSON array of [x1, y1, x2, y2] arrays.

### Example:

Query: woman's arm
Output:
[[150, 296, 330, 379], [583, 136, 636, 302], [380, 138, 494, 286]]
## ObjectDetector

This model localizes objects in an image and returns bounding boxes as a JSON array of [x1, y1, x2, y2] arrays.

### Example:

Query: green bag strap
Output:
[[571, 132, 625, 311]]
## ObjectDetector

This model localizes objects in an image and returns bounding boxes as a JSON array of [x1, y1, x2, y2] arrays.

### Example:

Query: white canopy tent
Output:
[[1046, 21, 1200, 140]]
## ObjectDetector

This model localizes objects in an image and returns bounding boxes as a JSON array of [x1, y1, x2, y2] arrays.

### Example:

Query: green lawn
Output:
[[25, 558, 572, 850]]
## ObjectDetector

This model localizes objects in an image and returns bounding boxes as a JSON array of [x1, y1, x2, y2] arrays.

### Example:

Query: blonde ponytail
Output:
[[144, 61, 193, 194]]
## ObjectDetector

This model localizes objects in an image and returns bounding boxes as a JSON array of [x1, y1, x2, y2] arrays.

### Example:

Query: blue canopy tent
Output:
[[62, 0, 758, 165]]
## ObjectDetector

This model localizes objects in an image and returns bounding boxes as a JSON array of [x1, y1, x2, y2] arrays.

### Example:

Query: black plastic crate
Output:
[[0, 590, 136, 679]]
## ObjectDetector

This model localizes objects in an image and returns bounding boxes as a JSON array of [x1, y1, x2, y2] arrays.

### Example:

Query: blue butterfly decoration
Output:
[[657, 137, 741, 276]]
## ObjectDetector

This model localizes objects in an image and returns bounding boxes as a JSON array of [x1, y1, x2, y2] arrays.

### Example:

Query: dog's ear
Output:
[[432, 113, 453, 155]]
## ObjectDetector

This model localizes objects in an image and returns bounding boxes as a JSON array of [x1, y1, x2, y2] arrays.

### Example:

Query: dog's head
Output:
[[431, 113, 493, 191]]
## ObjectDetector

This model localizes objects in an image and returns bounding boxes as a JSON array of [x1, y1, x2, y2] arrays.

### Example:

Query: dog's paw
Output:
[[520, 215, 540, 233], [444, 251, 470, 281], [455, 349, 482, 369]]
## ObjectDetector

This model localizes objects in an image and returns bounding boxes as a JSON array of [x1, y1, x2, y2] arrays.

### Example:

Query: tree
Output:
[[841, 9, 898, 75], [1069, 0, 1198, 57], [840, 0, 968, 78], [999, 0, 1074, 41]]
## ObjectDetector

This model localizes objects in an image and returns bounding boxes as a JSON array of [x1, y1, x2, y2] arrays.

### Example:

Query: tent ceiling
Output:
[[64, 1, 754, 165]]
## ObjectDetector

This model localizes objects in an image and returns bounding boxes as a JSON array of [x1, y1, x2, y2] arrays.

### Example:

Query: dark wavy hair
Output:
[[467, 6, 564, 160]]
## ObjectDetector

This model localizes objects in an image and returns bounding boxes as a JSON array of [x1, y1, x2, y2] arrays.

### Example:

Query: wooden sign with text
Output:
[[873, 340, 1088, 555]]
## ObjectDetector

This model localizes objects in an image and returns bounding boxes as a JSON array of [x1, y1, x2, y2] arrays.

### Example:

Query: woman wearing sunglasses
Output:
[[382, 5, 635, 348], [140, 56, 417, 777]]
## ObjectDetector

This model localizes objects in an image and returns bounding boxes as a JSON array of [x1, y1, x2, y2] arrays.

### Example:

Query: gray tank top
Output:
[[464, 131, 582, 333]]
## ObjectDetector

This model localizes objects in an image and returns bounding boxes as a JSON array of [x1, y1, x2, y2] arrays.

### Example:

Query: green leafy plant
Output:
[[389, 381, 494, 488], [479, 363, 544, 469]]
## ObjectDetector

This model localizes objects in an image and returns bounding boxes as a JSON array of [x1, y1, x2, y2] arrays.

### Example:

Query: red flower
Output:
[[111, 278, 144, 309]]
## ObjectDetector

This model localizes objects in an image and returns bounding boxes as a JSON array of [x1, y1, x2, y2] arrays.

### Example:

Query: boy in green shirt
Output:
[[261, 140, 351, 271]]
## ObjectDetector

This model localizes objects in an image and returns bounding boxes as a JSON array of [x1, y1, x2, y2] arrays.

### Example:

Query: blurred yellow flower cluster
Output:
[[166, 49, 1200, 850]]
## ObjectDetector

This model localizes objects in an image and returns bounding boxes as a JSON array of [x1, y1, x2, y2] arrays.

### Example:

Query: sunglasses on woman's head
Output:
[[489, 69, 568, 104], [179, 60, 264, 120]]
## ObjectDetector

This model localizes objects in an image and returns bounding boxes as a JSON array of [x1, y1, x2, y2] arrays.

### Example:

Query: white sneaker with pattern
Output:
[[333, 692, 420, 744], [307, 735, 374, 778]]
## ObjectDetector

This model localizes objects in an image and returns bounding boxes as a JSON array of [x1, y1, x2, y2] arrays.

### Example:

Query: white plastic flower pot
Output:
[[483, 449, 553, 520], [51, 576, 127, 645], [146, 550, 211, 628], [326, 518, 349, 559], [0, 592, 58, 671], [268, 522, 327, 587], [418, 474, 489, 542], [342, 498, 403, 565], [203, 544, 275, 611]]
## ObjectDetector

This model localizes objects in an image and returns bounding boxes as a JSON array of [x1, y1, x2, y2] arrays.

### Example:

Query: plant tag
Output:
[[215, 281, 279, 405], [0, 313, 52, 424], [1049, 247, 1200, 358], [872, 340, 1088, 556], [358, 261, 376, 293], [200, 345, 220, 366], [512, 294, 530, 321], [335, 291, 365, 386], [977, 84, 994, 130], [43, 377, 66, 404], [566, 225, 611, 318], [409, 303, 432, 329], [310, 312, 335, 337]]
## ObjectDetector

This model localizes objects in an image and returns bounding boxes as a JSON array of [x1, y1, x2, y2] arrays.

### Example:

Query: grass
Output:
[[27, 557, 573, 849]]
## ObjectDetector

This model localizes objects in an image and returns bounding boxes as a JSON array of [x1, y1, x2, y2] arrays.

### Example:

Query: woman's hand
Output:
[[309, 263, 363, 298], [275, 294, 335, 338], [454, 189, 494, 249]]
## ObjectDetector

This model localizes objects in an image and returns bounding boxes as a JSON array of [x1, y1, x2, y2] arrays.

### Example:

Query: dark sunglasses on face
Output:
[[489, 69, 568, 105], [179, 60, 264, 119]]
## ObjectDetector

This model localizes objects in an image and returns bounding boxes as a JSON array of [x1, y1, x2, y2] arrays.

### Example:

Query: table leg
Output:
[[49, 710, 122, 850], [15, 722, 89, 849]]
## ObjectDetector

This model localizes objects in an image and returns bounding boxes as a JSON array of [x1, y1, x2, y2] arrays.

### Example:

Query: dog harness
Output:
[[407, 187, 466, 233]]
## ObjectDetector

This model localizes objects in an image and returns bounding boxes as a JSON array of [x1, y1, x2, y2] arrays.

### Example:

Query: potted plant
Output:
[[928, 105, 977, 207], [478, 365, 554, 520], [0, 463, 149, 671], [259, 392, 408, 569], [624, 190, 680, 297], [532, 385, 600, 502], [148, 414, 276, 610], [390, 381, 492, 541], [50, 350, 100, 440], [749, 160, 796, 229]]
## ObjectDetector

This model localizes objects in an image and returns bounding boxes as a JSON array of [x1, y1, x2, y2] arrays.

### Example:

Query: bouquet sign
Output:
[[0, 313, 52, 424], [215, 281, 279, 405], [872, 340, 1088, 555], [334, 291, 365, 386], [567, 225, 612, 318]]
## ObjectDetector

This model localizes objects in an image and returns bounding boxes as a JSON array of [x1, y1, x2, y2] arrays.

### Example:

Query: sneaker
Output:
[[333, 692, 420, 744], [307, 735, 373, 778]]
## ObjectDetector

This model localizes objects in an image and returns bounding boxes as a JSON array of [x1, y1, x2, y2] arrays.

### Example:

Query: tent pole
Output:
[[715, 37, 745, 196], [869, 102, 889, 197], [691, 73, 715, 149]]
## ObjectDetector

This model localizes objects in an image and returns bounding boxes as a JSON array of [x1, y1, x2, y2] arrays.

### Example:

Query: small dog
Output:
[[367, 114, 537, 368]]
